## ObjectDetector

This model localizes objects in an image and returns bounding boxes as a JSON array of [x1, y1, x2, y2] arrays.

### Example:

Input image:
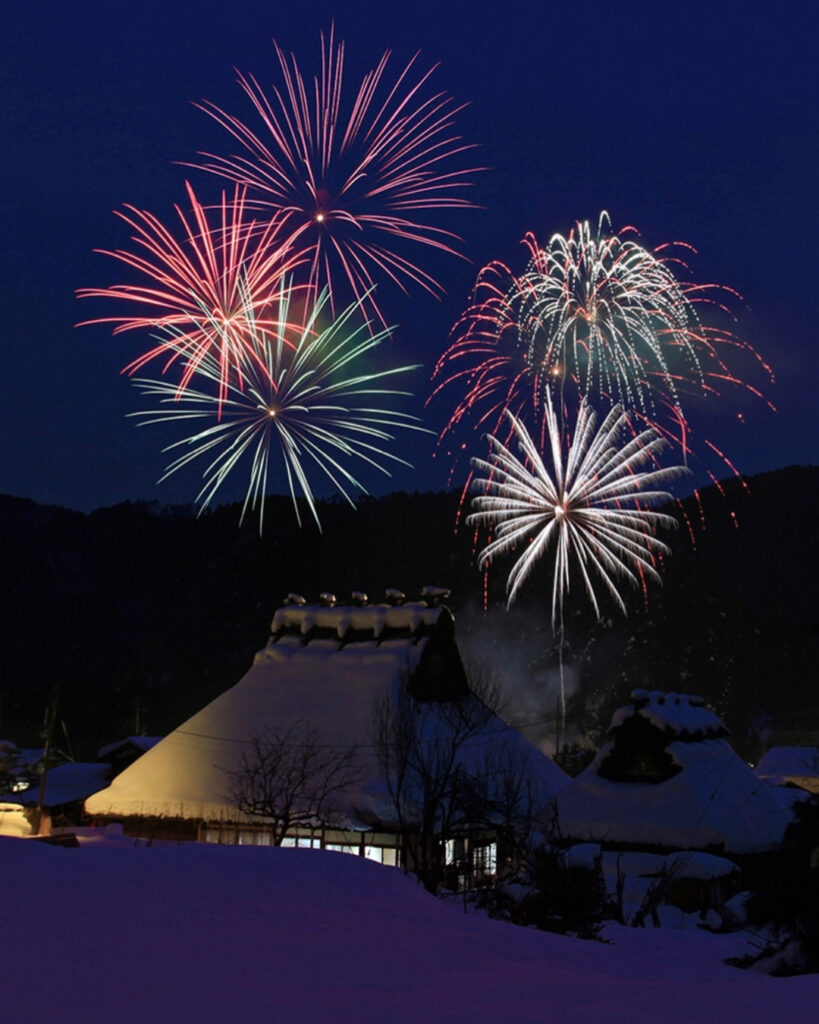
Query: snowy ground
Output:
[[4, 832, 817, 1024]]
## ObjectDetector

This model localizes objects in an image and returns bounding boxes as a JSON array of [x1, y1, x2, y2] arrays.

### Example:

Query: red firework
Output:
[[77, 182, 304, 403], [189, 26, 481, 324]]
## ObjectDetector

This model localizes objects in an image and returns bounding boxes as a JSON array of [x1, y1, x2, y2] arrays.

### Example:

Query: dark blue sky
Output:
[[2, 0, 816, 512]]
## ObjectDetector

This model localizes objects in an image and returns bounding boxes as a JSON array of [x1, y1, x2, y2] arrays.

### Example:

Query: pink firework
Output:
[[77, 181, 303, 403], [190, 26, 481, 324]]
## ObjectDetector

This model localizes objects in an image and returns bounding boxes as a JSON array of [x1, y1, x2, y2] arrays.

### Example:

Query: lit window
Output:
[[280, 835, 321, 848], [237, 830, 273, 846], [325, 843, 358, 856], [473, 842, 497, 875]]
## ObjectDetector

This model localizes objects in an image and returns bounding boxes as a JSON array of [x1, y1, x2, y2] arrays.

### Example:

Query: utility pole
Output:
[[555, 693, 562, 765], [32, 685, 60, 836]]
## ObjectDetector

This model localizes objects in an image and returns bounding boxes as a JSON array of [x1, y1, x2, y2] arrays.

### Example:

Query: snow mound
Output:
[[1, 837, 817, 1023]]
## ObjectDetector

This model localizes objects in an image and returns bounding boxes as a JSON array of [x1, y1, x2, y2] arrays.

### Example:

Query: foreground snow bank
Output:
[[3, 836, 817, 1024]]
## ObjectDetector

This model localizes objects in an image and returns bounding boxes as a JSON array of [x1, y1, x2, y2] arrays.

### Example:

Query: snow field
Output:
[[3, 834, 817, 1024]]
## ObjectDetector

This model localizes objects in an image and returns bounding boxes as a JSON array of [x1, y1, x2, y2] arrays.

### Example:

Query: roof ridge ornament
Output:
[[420, 585, 451, 607]]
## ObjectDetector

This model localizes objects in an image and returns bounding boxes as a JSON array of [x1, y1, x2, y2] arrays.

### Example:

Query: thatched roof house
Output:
[[86, 591, 567, 863], [557, 689, 792, 855]]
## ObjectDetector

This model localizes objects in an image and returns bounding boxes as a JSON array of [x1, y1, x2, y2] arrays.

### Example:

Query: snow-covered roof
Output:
[[86, 598, 567, 825], [0, 746, 46, 772], [558, 692, 792, 855], [8, 762, 112, 808], [97, 736, 161, 760], [755, 746, 819, 795], [269, 600, 451, 643], [609, 690, 725, 740]]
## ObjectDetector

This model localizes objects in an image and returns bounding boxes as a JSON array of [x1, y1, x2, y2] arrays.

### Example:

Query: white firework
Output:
[[468, 392, 685, 627], [432, 211, 773, 492], [507, 211, 710, 414]]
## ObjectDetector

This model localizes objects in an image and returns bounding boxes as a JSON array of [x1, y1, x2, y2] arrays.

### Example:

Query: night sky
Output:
[[3, 0, 817, 513]]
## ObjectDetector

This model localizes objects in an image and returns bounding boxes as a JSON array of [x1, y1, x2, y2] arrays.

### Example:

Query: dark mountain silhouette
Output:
[[1, 465, 815, 761]]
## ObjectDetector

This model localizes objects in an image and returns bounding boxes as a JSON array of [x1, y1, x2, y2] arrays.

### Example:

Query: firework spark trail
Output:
[[130, 283, 427, 531], [77, 182, 304, 407], [432, 212, 773, 486], [189, 25, 481, 326], [468, 391, 686, 627]]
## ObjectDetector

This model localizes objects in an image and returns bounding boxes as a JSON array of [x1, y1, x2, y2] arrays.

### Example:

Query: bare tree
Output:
[[225, 720, 363, 845], [374, 662, 558, 893], [375, 677, 543, 892], [460, 654, 506, 718], [460, 736, 552, 873]]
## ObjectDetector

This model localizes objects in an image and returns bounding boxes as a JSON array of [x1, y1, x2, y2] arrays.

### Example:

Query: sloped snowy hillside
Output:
[[4, 834, 818, 1023]]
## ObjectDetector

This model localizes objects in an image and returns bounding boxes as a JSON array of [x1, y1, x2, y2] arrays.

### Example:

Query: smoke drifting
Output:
[[456, 600, 583, 756]]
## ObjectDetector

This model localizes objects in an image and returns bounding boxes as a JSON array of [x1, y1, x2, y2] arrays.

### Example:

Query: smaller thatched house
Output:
[[557, 689, 793, 856]]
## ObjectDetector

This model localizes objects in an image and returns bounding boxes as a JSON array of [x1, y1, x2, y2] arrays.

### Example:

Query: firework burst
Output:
[[77, 182, 303, 404], [130, 283, 426, 530], [468, 391, 685, 626], [190, 26, 481, 325], [432, 212, 773, 478]]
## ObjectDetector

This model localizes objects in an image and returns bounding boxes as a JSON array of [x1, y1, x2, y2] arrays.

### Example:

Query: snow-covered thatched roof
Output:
[[609, 689, 726, 739], [39, 762, 112, 807], [271, 600, 448, 643], [86, 596, 567, 826], [557, 690, 792, 855], [3, 762, 112, 809], [755, 746, 819, 794]]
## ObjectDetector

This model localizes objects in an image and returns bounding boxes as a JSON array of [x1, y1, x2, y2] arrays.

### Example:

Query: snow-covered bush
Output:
[[739, 796, 819, 974], [474, 843, 610, 939]]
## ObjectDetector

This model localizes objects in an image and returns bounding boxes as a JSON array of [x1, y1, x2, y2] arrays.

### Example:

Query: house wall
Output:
[[121, 817, 200, 843], [113, 812, 504, 887], [199, 822, 401, 865]]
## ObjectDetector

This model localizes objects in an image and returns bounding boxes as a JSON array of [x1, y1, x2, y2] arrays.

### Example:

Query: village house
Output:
[[555, 689, 797, 922], [85, 588, 568, 885], [558, 689, 793, 854], [0, 737, 161, 838], [97, 736, 161, 777]]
